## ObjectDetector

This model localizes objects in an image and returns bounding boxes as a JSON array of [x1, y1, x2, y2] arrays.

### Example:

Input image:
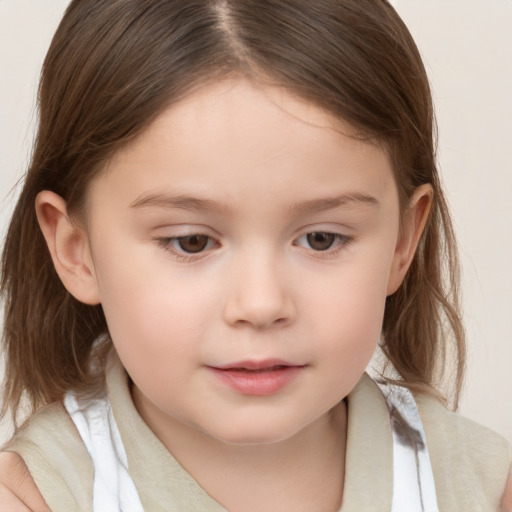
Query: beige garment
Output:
[[4, 352, 511, 511]]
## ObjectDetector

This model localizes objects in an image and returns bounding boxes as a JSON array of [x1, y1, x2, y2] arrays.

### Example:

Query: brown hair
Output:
[[1, 0, 465, 424]]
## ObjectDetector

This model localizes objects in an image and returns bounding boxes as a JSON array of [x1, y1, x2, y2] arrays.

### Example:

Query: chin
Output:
[[219, 433, 294, 447], [204, 418, 306, 447]]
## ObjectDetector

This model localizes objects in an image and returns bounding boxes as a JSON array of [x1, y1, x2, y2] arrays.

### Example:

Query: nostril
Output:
[[255, 316, 291, 329], [231, 315, 290, 330]]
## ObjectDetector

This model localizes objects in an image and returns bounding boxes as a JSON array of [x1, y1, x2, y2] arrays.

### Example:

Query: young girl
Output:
[[0, 1, 510, 511]]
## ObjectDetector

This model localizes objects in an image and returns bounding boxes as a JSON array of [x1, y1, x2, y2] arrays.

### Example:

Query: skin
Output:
[[0, 452, 49, 511], [502, 468, 512, 512], [8, 77, 503, 511], [84, 79, 410, 451]]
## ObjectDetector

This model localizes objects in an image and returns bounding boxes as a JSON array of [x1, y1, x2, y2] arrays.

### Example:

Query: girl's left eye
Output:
[[295, 232, 351, 252]]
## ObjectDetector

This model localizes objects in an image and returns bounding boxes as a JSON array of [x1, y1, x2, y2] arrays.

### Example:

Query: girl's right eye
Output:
[[156, 234, 218, 259], [173, 234, 211, 253]]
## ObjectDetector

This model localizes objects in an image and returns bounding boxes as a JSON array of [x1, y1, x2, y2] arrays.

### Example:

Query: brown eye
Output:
[[177, 235, 210, 253], [306, 232, 336, 251]]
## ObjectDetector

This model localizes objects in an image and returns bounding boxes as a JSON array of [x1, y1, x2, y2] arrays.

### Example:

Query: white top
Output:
[[64, 393, 144, 512], [375, 381, 439, 512]]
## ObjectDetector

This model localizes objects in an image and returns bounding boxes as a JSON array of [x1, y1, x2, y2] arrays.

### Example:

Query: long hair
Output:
[[1, 0, 465, 424]]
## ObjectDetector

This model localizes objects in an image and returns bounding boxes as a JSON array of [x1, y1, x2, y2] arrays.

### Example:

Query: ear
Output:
[[35, 191, 101, 305], [387, 184, 433, 295]]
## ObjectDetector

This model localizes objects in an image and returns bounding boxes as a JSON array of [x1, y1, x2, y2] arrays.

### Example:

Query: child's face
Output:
[[81, 79, 409, 445]]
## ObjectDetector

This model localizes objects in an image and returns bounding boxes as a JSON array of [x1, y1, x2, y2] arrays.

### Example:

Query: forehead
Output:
[[91, 78, 396, 212]]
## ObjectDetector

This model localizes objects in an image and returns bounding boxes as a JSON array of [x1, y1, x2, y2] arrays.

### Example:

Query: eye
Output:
[[174, 234, 211, 253], [305, 232, 336, 251], [156, 234, 217, 257], [295, 231, 352, 252]]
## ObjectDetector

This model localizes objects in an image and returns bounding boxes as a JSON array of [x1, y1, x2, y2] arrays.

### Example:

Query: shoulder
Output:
[[415, 392, 512, 511], [2, 402, 93, 511], [503, 472, 512, 512], [0, 451, 50, 511]]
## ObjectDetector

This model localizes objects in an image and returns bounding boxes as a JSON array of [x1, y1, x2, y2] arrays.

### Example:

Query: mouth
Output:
[[223, 365, 290, 373], [207, 360, 306, 396], [213, 359, 300, 371]]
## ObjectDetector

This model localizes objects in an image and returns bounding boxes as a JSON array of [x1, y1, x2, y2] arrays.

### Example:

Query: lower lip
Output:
[[208, 366, 304, 396]]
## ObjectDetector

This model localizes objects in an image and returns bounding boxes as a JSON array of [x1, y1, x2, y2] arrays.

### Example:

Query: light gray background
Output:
[[1, 0, 511, 444]]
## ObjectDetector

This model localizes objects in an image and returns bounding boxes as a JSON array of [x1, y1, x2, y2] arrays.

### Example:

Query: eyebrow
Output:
[[130, 193, 235, 215], [129, 192, 379, 215], [289, 193, 379, 215]]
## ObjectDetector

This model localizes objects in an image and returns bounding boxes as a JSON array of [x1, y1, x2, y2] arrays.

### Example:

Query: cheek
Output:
[[90, 239, 214, 356], [98, 273, 210, 400], [101, 279, 208, 350], [317, 289, 384, 367], [305, 253, 392, 374], [309, 254, 391, 330]]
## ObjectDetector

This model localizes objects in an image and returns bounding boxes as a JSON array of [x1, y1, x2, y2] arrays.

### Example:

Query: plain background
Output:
[[0, 0, 511, 445]]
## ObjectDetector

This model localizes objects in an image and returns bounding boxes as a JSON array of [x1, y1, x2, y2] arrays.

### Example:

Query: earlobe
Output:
[[35, 191, 101, 305], [387, 184, 433, 295]]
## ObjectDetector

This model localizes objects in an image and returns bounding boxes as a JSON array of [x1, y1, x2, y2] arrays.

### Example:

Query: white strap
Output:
[[64, 393, 144, 512], [375, 381, 439, 512]]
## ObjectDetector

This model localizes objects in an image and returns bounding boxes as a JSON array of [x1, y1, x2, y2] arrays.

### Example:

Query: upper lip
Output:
[[210, 359, 303, 371]]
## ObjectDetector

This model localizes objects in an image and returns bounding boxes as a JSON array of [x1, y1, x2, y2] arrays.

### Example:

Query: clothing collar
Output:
[[106, 351, 393, 511]]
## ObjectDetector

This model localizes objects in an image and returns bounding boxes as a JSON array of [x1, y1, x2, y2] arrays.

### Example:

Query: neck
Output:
[[140, 398, 347, 512]]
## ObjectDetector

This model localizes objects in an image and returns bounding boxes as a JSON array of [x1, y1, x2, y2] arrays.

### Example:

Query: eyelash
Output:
[[155, 231, 353, 262]]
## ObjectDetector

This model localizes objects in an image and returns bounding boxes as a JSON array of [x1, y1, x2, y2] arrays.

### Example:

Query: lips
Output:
[[207, 360, 305, 396], [214, 359, 297, 371]]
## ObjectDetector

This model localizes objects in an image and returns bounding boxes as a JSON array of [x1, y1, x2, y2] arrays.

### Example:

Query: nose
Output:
[[222, 251, 295, 329]]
